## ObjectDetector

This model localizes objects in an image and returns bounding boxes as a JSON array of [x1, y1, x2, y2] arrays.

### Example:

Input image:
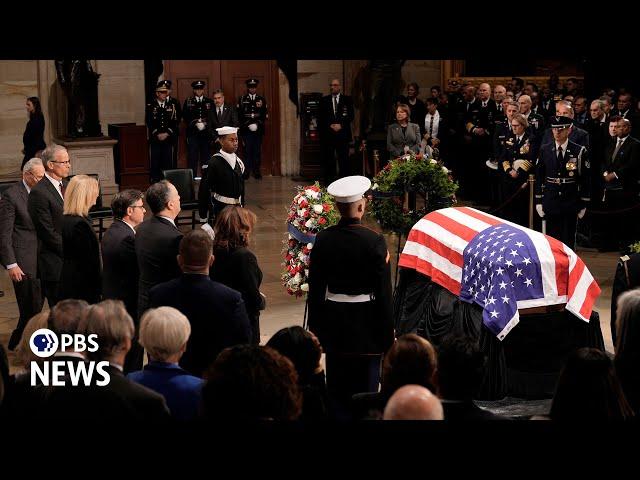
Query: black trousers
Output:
[[8, 274, 44, 350], [150, 139, 173, 183], [187, 133, 210, 177], [322, 137, 350, 185], [42, 279, 60, 309], [325, 353, 382, 420], [546, 212, 578, 250], [243, 132, 263, 176]]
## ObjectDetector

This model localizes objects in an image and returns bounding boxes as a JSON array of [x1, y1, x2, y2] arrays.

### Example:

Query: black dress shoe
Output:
[[0, 289, 4, 297], [253, 172, 262, 180]]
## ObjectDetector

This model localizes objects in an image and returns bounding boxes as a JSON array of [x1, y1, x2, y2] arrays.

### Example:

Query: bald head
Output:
[[493, 85, 507, 102], [478, 83, 491, 101], [383, 385, 444, 420]]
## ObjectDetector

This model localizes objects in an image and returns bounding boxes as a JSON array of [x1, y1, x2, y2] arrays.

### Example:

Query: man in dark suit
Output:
[[27, 144, 71, 308], [540, 100, 590, 149], [207, 88, 239, 151], [135, 180, 183, 322], [182, 80, 214, 176], [0, 158, 45, 350], [318, 78, 355, 184], [149, 230, 251, 377], [573, 96, 589, 128]]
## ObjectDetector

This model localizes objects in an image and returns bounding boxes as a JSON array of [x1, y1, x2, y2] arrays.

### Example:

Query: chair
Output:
[[162, 168, 199, 229], [67, 173, 113, 241]]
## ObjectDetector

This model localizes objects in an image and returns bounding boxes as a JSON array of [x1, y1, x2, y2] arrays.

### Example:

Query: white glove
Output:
[[403, 145, 410, 153], [536, 204, 545, 218], [201, 222, 215, 240], [248, 123, 258, 132], [578, 208, 586, 219], [196, 121, 205, 131]]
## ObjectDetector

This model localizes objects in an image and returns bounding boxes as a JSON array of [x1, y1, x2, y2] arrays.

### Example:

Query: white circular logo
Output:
[[30, 328, 59, 358]]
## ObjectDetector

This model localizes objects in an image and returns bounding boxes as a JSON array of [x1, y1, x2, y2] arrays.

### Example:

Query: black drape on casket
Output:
[[394, 267, 605, 400]]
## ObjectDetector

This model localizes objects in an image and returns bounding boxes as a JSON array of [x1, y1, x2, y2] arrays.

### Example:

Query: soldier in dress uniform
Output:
[[165, 80, 182, 169], [238, 78, 268, 180], [146, 80, 180, 183], [197, 126, 245, 222], [307, 176, 395, 419], [535, 116, 591, 249], [182, 80, 214, 176]]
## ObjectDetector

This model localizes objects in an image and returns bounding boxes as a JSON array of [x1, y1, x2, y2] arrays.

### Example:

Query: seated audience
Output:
[[387, 103, 422, 158], [201, 345, 302, 420], [150, 229, 251, 377], [128, 306, 204, 420], [383, 385, 444, 420], [548, 347, 633, 420], [267, 326, 329, 420], [614, 288, 640, 415]]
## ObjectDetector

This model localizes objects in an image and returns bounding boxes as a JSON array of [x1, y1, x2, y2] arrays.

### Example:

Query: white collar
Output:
[[158, 215, 176, 227], [618, 135, 629, 143], [109, 362, 124, 372], [119, 218, 137, 234], [426, 110, 440, 119], [22, 179, 31, 194], [556, 139, 569, 151], [54, 351, 85, 360], [219, 149, 237, 169], [45, 172, 63, 198]]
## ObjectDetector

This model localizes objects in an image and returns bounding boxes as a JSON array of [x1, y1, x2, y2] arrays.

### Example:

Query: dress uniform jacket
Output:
[[198, 152, 245, 218], [500, 131, 538, 225], [524, 111, 545, 140], [146, 99, 179, 140], [540, 124, 590, 149], [535, 140, 591, 216], [182, 95, 214, 137], [238, 94, 268, 135], [610, 252, 640, 345], [307, 217, 394, 355]]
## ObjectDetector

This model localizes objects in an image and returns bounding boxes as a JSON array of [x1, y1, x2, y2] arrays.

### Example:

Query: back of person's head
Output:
[[139, 307, 191, 362], [145, 180, 172, 215], [63, 174, 99, 217], [179, 229, 213, 273], [48, 299, 90, 337], [436, 335, 486, 400], [550, 348, 633, 420], [615, 288, 640, 356], [212, 206, 257, 251], [202, 345, 302, 420], [381, 334, 437, 395], [266, 326, 322, 384], [16, 311, 50, 369], [78, 300, 134, 362], [383, 384, 444, 420], [111, 189, 144, 220]]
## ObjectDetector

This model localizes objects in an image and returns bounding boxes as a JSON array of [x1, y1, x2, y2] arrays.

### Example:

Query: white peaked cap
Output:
[[327, 175, 372, 203]]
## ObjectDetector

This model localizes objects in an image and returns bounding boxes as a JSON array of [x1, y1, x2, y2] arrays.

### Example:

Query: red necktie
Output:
[[60, 181, 66, 198]]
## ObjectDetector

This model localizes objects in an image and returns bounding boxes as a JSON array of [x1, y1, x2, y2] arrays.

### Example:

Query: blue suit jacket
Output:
[[149, 273, 251, 377], [127, 362, 203, 420]]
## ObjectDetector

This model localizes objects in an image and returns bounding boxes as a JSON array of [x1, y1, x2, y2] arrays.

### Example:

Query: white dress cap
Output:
[[327, 175, 372, 203], [216, 126, 238, 136]]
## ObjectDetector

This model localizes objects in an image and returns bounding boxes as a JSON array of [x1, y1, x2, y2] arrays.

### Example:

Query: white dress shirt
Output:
[[424, 111, 440, 139], [45, 172, 64, 199]]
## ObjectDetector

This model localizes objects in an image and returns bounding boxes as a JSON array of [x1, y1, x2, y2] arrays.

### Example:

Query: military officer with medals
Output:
[[307, 175, 395, 419], [535, 116, 591, 249], [238, 78, 268, 180], [518, 94, 545, 141], [500, 113, 538, 226], [164, 80, 182, 169], [198, 126, 245, 222], [146, 80, 180, 183], [183, 80, 214, 176]]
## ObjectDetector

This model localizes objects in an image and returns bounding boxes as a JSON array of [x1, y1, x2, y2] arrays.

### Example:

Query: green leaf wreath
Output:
[[369, 153, 458, 234]]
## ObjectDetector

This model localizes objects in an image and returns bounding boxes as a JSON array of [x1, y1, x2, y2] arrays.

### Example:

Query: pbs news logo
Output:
[[29, 329, 110, 386]]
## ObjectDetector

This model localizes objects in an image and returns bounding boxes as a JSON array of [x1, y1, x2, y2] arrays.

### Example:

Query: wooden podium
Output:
[[108, 123, 150, 191]]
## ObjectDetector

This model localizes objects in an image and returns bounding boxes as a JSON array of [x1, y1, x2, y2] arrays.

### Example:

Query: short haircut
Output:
[[213, 89, 224, 96], [111, 189, 144, 220], [22, 157, 43, 173], [431, 85, 441, 93], [202, 345, 302, 420], [511, 113, 529, 129], [40, 144, 68, 172], [556, 100, 574, 115], [179, 229, 213, 270], [212, 206, 257, 251], [437, 335, 486, 400], [63, 175, 99, 217], [139, 306, 191, 362], [425, 97, 438, 107], [407, 82, 419, 92], [525, 82, 539, 92], [266, 326, 322, 384], [512, 77, 524, 89], [395, 103, 411, 118], [591, 99, 605, 111], [381, 333, 438, 395], [79, 300, 135, 362], [145, 180, 173, 215], [48, 299, 90, 336]]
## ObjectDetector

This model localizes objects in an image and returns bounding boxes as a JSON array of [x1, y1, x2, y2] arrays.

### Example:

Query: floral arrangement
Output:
[[370, 152, 458, 234], [282, 182, 340, 297]]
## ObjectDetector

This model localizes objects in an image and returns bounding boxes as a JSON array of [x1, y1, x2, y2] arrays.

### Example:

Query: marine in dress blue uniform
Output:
[[535, 116, 591, 249], [237, 78, 268, 179], [146, 80, 179, 183], [182, 80, 214, 176]]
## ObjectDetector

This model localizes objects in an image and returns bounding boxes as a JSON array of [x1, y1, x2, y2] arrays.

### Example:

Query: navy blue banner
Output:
[[288, 223, 317, 245]]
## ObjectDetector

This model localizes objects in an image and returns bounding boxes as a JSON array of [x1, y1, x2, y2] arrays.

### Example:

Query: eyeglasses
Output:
[[130, 204, 145, 210], [27, 171, 44, 181], [51, 160, 71, 165]]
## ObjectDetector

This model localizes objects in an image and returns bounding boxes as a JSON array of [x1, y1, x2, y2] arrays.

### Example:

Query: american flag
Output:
[[399, 207, 601, 340]]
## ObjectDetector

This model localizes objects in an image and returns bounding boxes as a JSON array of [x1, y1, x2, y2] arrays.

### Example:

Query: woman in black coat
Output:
[[22, 97, 46, 169], [210, 206, 264, 345], [59, 175, 102, 304]]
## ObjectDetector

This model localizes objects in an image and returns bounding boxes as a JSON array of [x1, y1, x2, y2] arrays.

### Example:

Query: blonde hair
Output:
[[139, 307, 191, 361], [15, 311, 50, 369], [63, 175, 99, 217]]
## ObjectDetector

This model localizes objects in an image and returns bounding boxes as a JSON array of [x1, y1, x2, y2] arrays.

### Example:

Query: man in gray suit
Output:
[[0, 158, 46, 350]]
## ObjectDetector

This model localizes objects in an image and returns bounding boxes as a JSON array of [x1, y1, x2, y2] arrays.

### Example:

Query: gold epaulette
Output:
[[502, 161, 512, 172], [466, 122, 475, 133]]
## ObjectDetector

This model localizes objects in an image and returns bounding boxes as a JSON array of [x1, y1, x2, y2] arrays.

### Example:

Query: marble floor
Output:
[[0, 176, 619, 373]]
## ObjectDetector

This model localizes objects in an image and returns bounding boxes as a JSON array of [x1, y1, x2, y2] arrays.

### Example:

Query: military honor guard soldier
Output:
[[198, 126, 245, 222], [535, 116, 591, 250], [165, 80, 182, 169], [238, 78, 268, 180], [146, 80, 180, 183], [182, 80, 214, 176], [307, 175, 395, 419]]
